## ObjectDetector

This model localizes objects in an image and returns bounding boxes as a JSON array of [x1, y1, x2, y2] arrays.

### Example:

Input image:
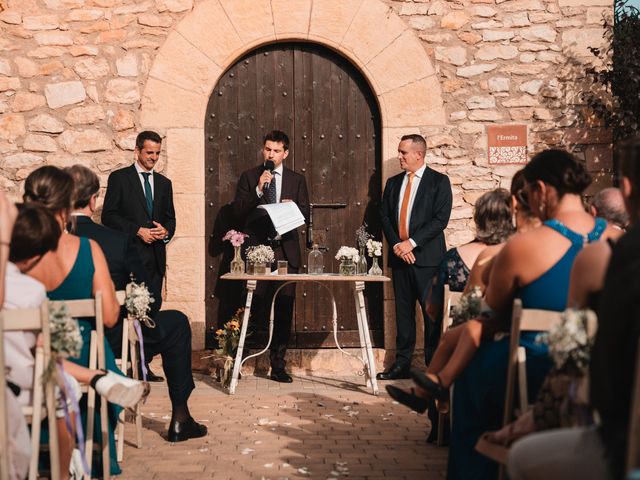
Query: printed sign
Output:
[[487, 125, 528, 164]]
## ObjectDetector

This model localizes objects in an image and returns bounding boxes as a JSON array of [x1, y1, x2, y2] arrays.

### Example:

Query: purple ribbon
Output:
[[56, 361, 90, 475], [132, 319, 148, 387]]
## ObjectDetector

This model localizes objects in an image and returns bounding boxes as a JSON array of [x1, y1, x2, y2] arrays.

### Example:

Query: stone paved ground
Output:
[[117, 368, 448, 480]]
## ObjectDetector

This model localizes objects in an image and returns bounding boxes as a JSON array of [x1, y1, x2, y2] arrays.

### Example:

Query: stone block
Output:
[[521, 25, 557, 42], [73, 57, 110, 79], [458, 31, 483, 44], [29, 114, 64, 133], [0, 76, 20, 91], [475, 45, 519, 61], [23, 15, 59, 30], [466, 95, 496, 109], [166, 128, 205, 194], [471, 19, 503, 29], [176, 0, 243, 68], [409, 16, 435, 30], [27, 47, 65, 58], [435, 46, 467, 66], [502, 95, 538, 107], [65, 105, 106, 125], [44, 81, 86, 109], [456, 63, 497, 78], [69, 46, 100, 56], [165, 237, 204, 302], [105, 79, 140, 104], [309, 0, 362, 43], [382, 76, 446, 127], [561, 28, 606, 57], [3, 153, 43, 169], [272, 0, 311, 38], [95, 30, 127, 44], [220, 0, 274, 45], [342, 0, 409, 65], [11, 92, 45, 112], [116, 52, 139, 77], [0, 10, 22, 25], [150, 30, 222, 96], [58, 129, 112, 154], [509, 107, 535, 120], [23, 134, 58, 152], [365, 30, 434, 94], [66, 8, 104, 22], [34, 31, 73, 46], [502, 0, 545, 10], [488, 76, 510, 92], [559, 0, 610, 6], [173, 193, 204, 238], [155, 0, 193, 13], [468, 110, 503, 121], [114, 1, 152, 14], [519, 79, 544, 95], [111, 109, 136, 131], [441, 11, 470, 29], [37, 61, 63, 76], [586, 7, 609, 24], [140, 78, 206, 129], [504, 12, 531, 27], [482, 30, 515, 41], [0, 59, 11, 76], [0, 114, 26, 141]]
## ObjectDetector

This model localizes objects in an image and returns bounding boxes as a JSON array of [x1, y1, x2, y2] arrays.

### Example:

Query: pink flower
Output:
[[223, 229, 248, 247]]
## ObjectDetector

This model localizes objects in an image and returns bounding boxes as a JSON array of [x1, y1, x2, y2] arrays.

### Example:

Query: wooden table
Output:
[[220, 273, 391, 395]]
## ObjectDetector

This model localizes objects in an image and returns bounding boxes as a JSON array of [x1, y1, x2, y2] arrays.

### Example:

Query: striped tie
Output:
[[398, 172, 415, 241]]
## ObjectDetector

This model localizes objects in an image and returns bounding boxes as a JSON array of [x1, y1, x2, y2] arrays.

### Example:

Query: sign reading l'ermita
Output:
[[487, 125, 528, 164]]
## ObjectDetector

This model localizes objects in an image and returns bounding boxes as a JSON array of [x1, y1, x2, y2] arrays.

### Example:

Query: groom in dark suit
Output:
[[232, 130, 310, 383], [68, 164, 206, 443], [378, 134, 452, 380], [102, 130, 176, 294]]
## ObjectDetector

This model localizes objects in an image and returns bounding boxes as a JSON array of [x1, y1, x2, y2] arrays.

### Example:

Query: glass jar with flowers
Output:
[[335, 246, 359, 276], [246, 244, 275, 274], [366, 239, 383, 275], [223, 229, 249, 274], [356, 224, 372, 275]]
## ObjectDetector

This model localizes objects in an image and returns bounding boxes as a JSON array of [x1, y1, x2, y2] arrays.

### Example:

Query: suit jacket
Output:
[[101, 164, 176, 278], [232, 164, 310, 269], [380, 166, 452, 268]]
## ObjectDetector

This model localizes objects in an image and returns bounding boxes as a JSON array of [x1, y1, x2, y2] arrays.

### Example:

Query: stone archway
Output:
[[140, 0, 445, 348]]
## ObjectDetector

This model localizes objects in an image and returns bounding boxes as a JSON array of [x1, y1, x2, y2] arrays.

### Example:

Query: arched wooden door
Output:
[[205, 42, 383, 349]]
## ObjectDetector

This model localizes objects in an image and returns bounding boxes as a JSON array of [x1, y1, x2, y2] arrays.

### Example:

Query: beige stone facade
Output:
[[0, 0, 612, 351]]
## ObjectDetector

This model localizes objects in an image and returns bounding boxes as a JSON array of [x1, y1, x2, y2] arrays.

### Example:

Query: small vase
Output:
[[339, 258, 356, 276], [357, 247, 368, 274], [368, 256, 382, 276], [230, 245, 245, 274], [253, 262, 268, 275]]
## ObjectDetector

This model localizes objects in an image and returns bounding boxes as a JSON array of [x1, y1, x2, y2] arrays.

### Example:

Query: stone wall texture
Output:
[[0, 0, 613, 349]]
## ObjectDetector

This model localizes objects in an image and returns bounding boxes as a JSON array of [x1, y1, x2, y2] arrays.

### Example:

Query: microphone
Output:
[[263, 160, 275, 190]]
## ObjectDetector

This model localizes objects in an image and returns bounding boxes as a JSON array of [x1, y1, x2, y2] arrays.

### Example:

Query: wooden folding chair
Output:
[[51, 292, 110, 480], [0, 302, 60, 480], [114, 289, 143, 462], [436, 285, 463, 446], [627, 338, 640, 475]]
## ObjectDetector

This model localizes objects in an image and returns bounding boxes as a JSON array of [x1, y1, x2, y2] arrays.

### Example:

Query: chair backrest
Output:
[[627, 338, 640, 474], [502, 299, 563, 425], [115, 290, 125, 306], [442, 285, 464, 333]]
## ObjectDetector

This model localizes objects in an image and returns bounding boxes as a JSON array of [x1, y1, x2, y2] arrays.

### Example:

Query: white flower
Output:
[[451, 285, 483, 325], [366, 239, 382, 257], [246, 245, 275, 264], [49, 303, 83, 359], [125, 278, 155, 327], [335, 246, 360, 262]]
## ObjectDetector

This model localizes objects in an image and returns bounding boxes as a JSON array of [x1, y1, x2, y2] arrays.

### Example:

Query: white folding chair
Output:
[[114, 289, 143, 462], [51, 292, 110, 480], [0, 302, 60, 480], [436, 285, 463, 446], [627, 338, 640, 475]]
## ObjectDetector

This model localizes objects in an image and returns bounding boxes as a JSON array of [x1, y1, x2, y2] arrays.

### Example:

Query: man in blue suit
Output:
[[378, 134, 452, 380]]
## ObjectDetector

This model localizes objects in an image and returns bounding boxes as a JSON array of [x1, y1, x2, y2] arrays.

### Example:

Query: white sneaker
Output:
[[69, 448, 84, 479], [94, 371, 150, 408]]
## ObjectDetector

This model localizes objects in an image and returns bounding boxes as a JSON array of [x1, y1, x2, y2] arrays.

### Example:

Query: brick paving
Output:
[[117, 367, 448, 480]]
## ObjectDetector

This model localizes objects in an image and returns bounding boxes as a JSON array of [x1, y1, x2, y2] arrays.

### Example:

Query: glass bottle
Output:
[[357, 246, 368, 274], [308, 244, 324, 274], [230, 245, 245, 274]]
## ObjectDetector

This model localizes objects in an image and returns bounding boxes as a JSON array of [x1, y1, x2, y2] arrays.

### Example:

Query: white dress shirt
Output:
[[135, 161, 154, 198], [397, 163, 426, 247], [256, 163, 283, 202]]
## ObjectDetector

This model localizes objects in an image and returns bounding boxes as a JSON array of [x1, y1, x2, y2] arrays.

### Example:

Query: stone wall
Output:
[[0, 0, 612, 349]]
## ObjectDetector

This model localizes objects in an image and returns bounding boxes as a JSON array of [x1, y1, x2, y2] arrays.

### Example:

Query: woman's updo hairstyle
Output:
[[522, 149, 592, 198], [473, 188, 515, 245], [23, 166, 75, 217]]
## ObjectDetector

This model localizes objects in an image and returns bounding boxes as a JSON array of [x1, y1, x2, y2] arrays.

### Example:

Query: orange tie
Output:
[[399, 172, 415, 241]]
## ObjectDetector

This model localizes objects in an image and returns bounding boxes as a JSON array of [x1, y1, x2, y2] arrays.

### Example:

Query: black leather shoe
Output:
[[167, 417, 208, 442], [376, 364, 411, 380], [385, 385, 428, 413], [145, 365, 164, 383], [270, 370, 293, 383]]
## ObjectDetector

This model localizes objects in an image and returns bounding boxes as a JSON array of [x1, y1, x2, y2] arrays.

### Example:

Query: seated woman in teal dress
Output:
[[23, 166, 145, 477], [443, 150, 618, 479]]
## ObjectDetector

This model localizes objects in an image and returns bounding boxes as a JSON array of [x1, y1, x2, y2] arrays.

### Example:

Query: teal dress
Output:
[[47, 236, 122, 476], [447, 218, 607, 480]]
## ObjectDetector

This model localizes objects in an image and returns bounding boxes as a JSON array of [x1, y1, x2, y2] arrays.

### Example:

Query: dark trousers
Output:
[[106, 310, 195, 407], [391, 264, 438, 369], [252, 245, 296, 372]]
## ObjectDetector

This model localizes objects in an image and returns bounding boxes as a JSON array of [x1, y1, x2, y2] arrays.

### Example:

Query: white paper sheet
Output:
[[257, 202, 306, 236]]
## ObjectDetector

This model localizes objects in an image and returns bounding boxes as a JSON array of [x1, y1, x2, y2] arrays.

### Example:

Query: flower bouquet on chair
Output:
[[125, 275, 156, 383]]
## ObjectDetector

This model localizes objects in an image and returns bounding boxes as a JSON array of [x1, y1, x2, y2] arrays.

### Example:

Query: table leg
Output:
[[229, 280, 256, 395], [353, 281, 379, 395]]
